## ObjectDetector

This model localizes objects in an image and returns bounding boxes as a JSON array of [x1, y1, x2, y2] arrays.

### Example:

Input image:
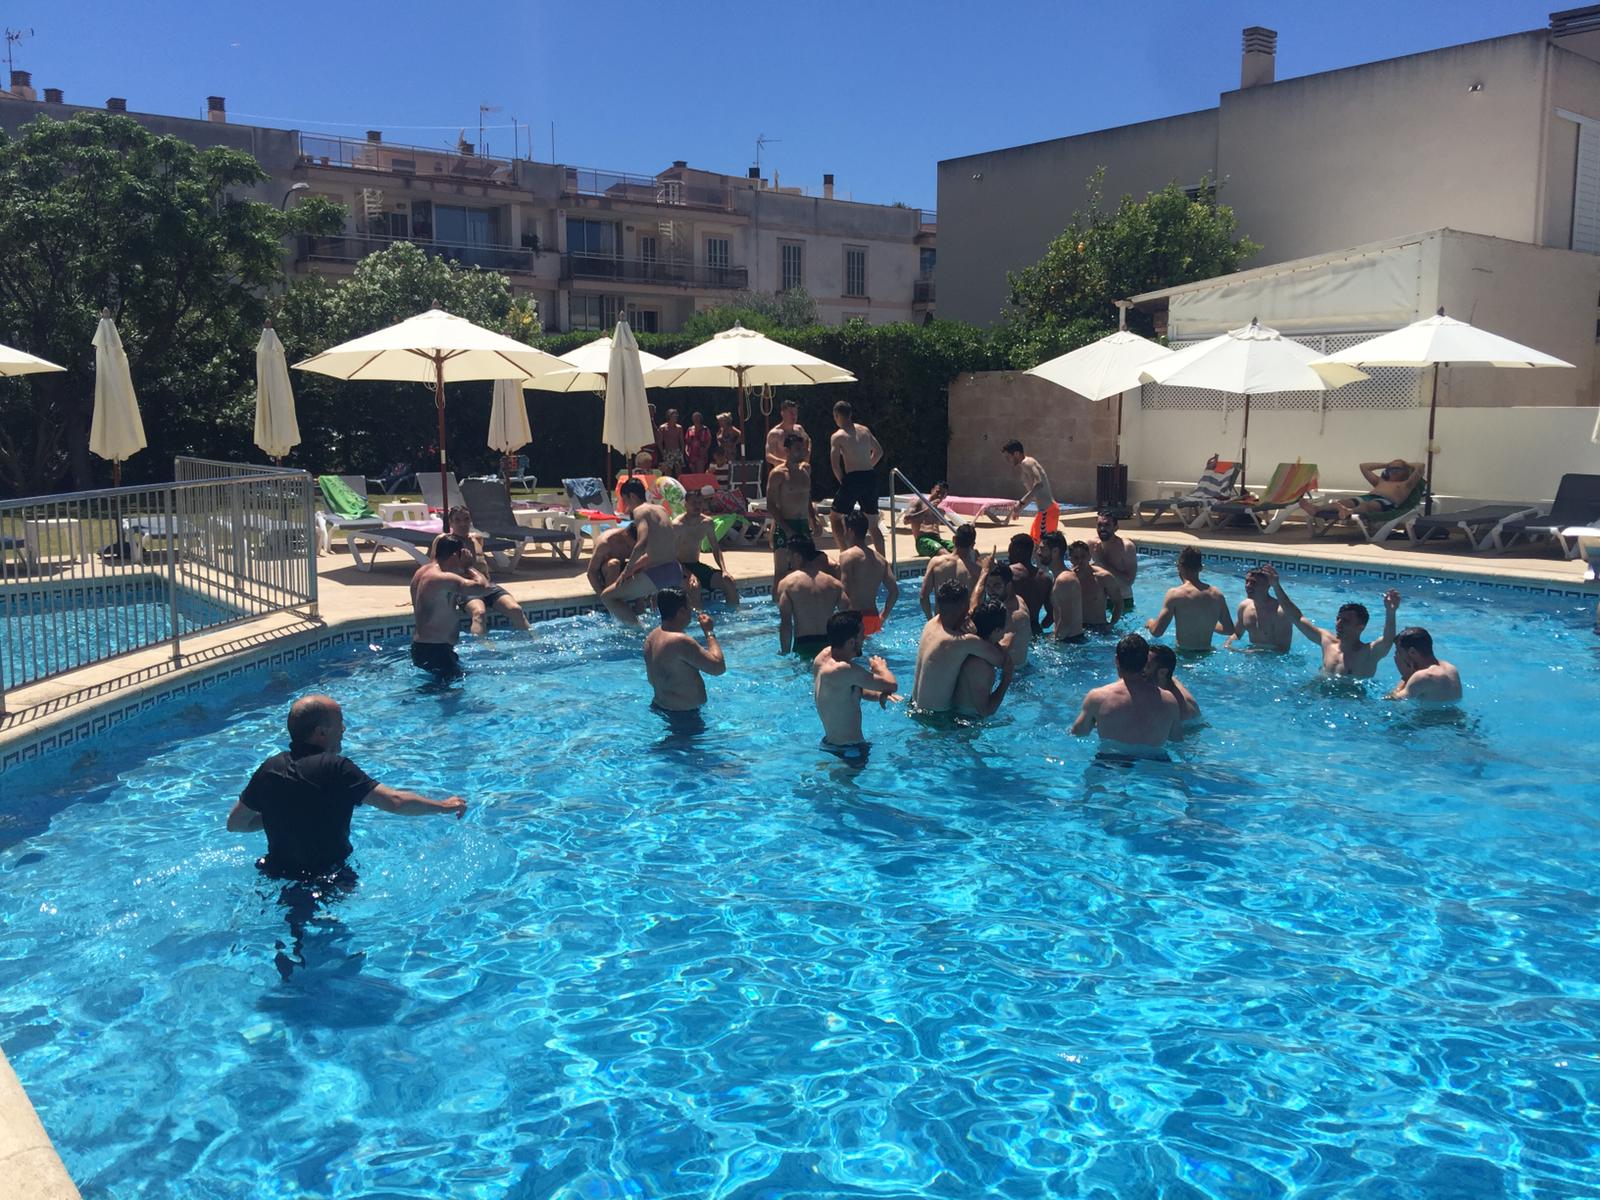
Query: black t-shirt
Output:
[[240, 743, 377, 878]]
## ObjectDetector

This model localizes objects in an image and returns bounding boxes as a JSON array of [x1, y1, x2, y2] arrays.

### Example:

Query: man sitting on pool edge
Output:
[[602, 477, 681, 625]]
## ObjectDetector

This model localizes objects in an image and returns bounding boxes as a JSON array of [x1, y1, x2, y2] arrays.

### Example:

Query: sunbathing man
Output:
[[675, 487, 740, 609], [433, 506, 531, 636], [764, 398, 811, 468], [1039, 531, 1085, 642], [1300, 459, 1424, 523], [1002, 439, 1058, 542], [1274, 576, 1402, 677], [838, 511, 898, 636], [828, 400, 886, 554], [1146, 643, 1202, 725], [643, 587, 726, 713], [657, 409, 687, 476], [911, 579, 1012, 712], [766, 432, 822, 596], [1226, 563, 1294, 652], [813, 609, 900, 758], [776, 537, 846, 657], [410, 534, 495, 677], [586, 523, 637, 594], [1070, 633, 1182, 756], [974, 553, 1031, 667], [602, 478, 680, 625], [1068, 540, 1119, 631], [1146, 546, 1234, 651], [1387, 626, 1462, 701], [953, 599, 1016, 718], [1007, 533, 1051, 631], [1091, 513, 1137, 613], [919, 523, 978, 617], [903, 482, 953, 556]]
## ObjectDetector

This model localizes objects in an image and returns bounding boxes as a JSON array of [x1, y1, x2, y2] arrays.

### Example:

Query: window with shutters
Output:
[[1564, 109, 1600, 253], [780, 240, 804, 292], [844, 245, 866, 297]]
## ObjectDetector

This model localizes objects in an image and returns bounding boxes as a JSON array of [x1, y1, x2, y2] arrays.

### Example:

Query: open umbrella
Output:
[[1139, 318, 1366, 483], [603, 317, 653, 473], [294, 305, 569, 513], [0, 341, 65, 377], [254, 321, 300, 464], [1311, 308, 1573, 512], [524, 336, 670, 395], [89, 310, 146, 486], [1027, 329, 1172, 466]]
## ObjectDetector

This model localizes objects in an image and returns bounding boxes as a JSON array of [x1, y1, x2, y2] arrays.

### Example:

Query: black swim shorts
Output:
[[833, 469, 879, 516], [411, 640, 463, 678]]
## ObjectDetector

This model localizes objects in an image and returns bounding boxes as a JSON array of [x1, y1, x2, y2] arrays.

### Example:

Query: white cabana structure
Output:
[[602, 317, 653, 470], [89, 310, 146, 486], [253, 322, 300, 464]]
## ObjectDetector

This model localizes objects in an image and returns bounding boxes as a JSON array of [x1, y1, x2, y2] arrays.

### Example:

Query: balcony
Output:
[[296, 233, 539, 275], [297, 134, 518, 185], [561, 254, 748, 289], [562, 166, 733, 212], [914, 277, 936, 304]]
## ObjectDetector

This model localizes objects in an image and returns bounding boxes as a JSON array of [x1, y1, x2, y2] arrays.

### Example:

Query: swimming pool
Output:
[[2, 554, 1598, 1197]]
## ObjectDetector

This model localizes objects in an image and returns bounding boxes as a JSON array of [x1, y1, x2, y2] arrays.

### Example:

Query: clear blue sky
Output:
[[8, 1, 1558, 210]]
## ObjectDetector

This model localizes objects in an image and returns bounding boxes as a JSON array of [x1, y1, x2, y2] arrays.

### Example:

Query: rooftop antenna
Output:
[[478, 103, 501, 157], [755, 132, 781, 177], [4, 28, 32, 78]]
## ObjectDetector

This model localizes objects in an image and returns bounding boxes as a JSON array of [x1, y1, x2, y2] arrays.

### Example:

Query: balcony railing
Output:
[[919, 209, 937, 230], [561, 254, 748, 289], [298, 133, 517, 184], [562, 166, 733, 212], [914, 277, 936, 304], [296, 233, 539, 274]]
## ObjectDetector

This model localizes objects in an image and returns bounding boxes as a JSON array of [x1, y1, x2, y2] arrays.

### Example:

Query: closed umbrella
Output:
[[1027, 328, 1172, 466], [524, 337, 670, 394], [487, 377, 533, 455], [254, 321, 300, 463], [89, 309, 146, 486], [0, 341, 65, 377], [603, 317, 653, 472], [294, 305, 569, 513], [1140, 318, 1366, 483], [1311, 308, 1573, 512]]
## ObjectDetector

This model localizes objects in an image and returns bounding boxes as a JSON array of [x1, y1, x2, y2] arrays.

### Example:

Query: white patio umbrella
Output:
[[89, 309, 146, 486], [1311, 308, 1574, 512], [0, 341, 65, 377], [603, 316, 653, 472], [1027, 329, 1172, 466], [1139, 318, 1366, 484], [253, 321, 300, 463], [293, 304, 570, 513], [524, 336, 669, 395], [487, 377, 533, 455]]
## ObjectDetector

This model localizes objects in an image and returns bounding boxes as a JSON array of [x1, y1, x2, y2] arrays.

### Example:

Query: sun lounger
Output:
[[1308, 475, 1428, 543], [315, 474, 384, 554], [346, 523, 516, 573], [562, 476, 625, 552], [458, 479, 578, 567], [1136, 460, 1240, 528], [1191, 462, 1318, 533], [417, 473, 464, 513], [1481, 473, 1600, 556], [941, 496, 1015, 525], [1405, 503, 1540, 549]]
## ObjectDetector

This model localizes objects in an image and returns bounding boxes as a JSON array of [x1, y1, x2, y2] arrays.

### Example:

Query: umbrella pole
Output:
[[1238, 393, 1250, 487], [113, 460, 121, 488], [434, 357, 450, 518], [1424, 363, 1441, 516], [1115, 392, 1123, 468], [737, 368, 749, 460]]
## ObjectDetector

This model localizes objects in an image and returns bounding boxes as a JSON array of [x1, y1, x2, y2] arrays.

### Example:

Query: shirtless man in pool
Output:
[[1068, 540, 1119, 631], [919, 524, 980, 618], [1091, 513, 1137, 613], [643, 588, 726, 712], [911, 579, 1012, 712], [601, 478, 680, 626], [838, 511, 898, 637], [1225, 564, 1294, 652], [813, 609, 900, 755], [1039, 532, 1085, 642], [776, 538, 846, 657], [1146, 546, 1234, 651], [766, 433, 822, 596], [410, 534, 495, 676], [1274, 575, 1402, 678], [973, 553, 1031, 667], [1070, 633, 1182, 755]]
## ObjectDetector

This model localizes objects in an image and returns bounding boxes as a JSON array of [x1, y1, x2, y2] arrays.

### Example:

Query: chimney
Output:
[[1240, 26, 1277, 89], [672, 159, 686, 168], [9, 70, 35, 101], [107, 97, 127, 112], [43, 87, 62, 105], [747, 166, 761, 181], [366, 129, 382, 143], [823, 173, 835, 199], [207, 95, 225, 123]]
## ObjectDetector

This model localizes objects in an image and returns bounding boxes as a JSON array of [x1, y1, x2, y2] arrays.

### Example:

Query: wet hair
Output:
[[972, 600, 1007, 640], [1001, 439, 1024, 455], [983, 558, 1012, 590], [935, 579, 971, 610], [788, 537, 823, 564], [1069, 539, 1091, 561], [1177, 546, 1203, 573], [1097, 512, 1119, 529], [445, 505, 472, 527], [953, 524, 977, 548], [1148, 643, 1177, 676], [1007, 533, 1035, 565], [783, 432, 805, 449], [1115, 633, 1151, 673], [827, 609, 864, 648], [1040, 530, 1069, 559], [433, 533, 467, 562], [286, 694, 339, 743], [619, 478, 647, 502], [656, 588, 687, 621], [1245, 568, 1268, 590], [833, 400, 853, 418], [1395, 626, 1434, 656], [844, 511, 869, 540], [1338, 602, 1370, 627]]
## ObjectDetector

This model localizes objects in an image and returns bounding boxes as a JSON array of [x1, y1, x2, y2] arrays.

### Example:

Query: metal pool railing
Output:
[[0, 457, 317, 714]]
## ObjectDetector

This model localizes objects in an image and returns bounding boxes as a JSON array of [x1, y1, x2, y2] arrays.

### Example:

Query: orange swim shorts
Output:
[[1029, 503, 1061, 542]]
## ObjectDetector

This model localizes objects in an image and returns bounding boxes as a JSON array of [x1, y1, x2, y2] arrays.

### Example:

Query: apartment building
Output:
[[0, 81, 936, 334]]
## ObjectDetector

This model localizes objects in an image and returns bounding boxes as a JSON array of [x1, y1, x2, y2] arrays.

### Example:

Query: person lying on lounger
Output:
[[1299, 459, 1423, 522]]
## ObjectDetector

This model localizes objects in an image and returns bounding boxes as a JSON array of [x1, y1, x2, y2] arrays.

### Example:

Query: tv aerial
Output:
[[755, 132, 781, 176], [4, 28, 32, 78]]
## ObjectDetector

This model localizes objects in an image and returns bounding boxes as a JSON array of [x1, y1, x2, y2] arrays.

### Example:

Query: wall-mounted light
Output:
[[1468, 82, 1484, 93], [971, 172, 983, 181]]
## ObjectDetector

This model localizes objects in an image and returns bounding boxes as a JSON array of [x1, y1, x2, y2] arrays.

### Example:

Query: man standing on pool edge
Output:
[[828, 400, 885, 555]]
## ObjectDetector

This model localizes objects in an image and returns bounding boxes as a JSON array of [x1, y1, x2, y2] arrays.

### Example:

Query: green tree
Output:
[[0, 112, 341, 495], [678, 288, 818, 340], [999, 173, 1261, 368], [271, 242, 540, 475]]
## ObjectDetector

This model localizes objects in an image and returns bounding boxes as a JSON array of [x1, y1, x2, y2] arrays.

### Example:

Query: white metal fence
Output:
[[1, 457, 317, 713]]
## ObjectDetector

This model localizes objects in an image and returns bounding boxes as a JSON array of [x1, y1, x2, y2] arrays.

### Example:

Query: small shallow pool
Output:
[[2, 555, 1598, 1197]]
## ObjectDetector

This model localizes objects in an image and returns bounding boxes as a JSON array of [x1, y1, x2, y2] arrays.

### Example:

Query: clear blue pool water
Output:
[[2, 554, 1599, 1198]]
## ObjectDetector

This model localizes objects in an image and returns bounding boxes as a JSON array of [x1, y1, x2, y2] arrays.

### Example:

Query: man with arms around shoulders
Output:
[[1002, 439, 1059, 543], [228, 694, 467, 880], [776, 537, 846, 657], [1069, 540, 1119, 632], [828, 400, 886, 554], [601, 478, 681, 625], [973, 553, 1031, 667], [838, 511, 899, 636], [586, 523, 637, 595], [1070, 633, 1182, 757], [1039, 531, 1085, 643], [1387, 626, 1462, 701], [1146, 643, 1202, 725], [675, 487, 741, 609], [1226, 563, 1294, 652], [911, 579, 1012, 712], [764, 398, 811, 468], [432, 505, 531, 637], [813, 609, 900, 759], [766, 431, 823, 596], [1274, 576, 1402, 678], [411, 533, 497, 677], [1091, 513, 1137, 613], [953, 599, 1016, 718], [920, 523, 979, 617], [1299, 458, 1424, 523], [1146, 546, 1235, 651], [1006, 533, 1051, 631], [643, 588, 727, 713]]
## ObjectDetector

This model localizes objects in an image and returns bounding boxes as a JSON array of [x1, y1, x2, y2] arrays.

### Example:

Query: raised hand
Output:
[[697, 611, 716, 634], [1383, 589, 1401, 612]]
